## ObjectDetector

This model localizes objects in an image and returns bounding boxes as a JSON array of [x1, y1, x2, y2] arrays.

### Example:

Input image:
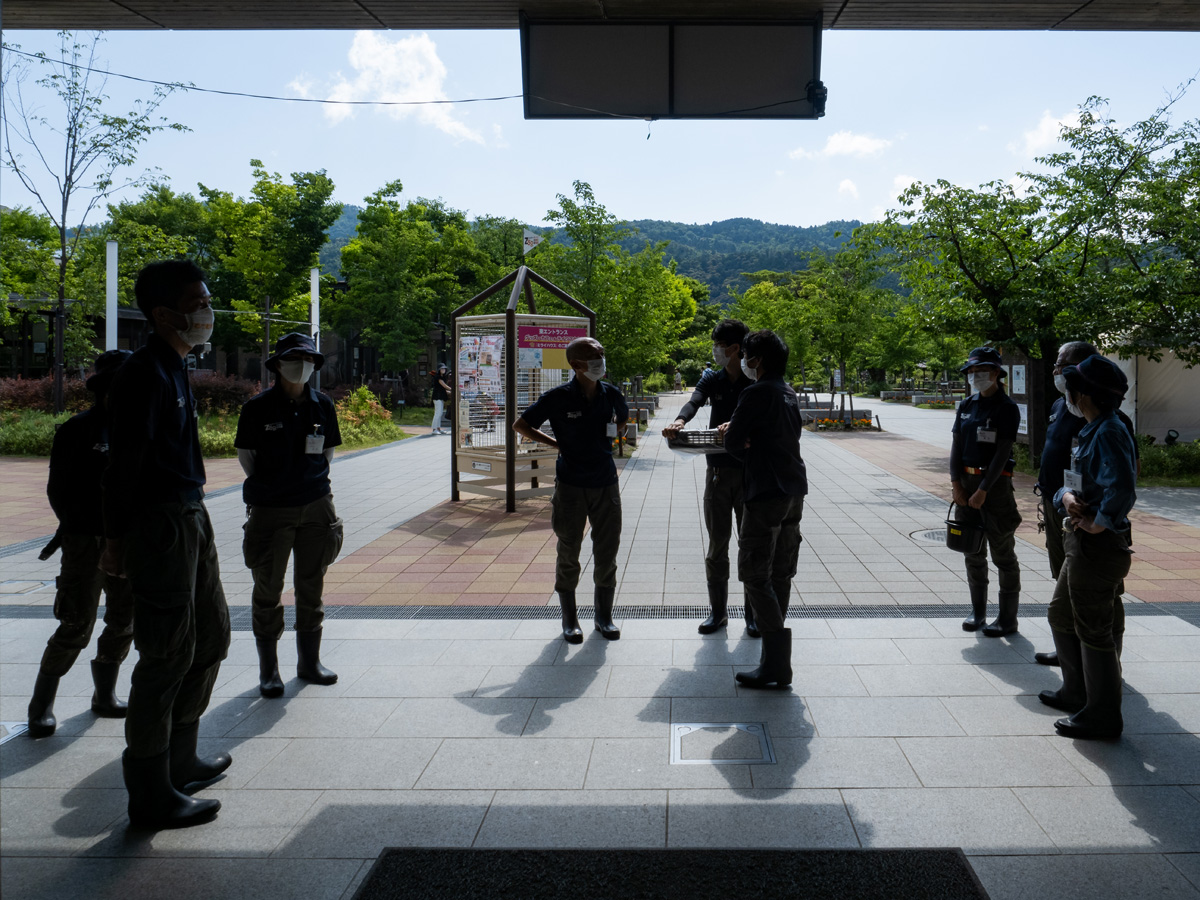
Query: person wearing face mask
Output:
[[235, 333, 344, 698], [514, 337, 628, 642], [662, 319, 755, 635], [721, 330, 808, 689], [431, 364, 451, 434], [100, 260, 230, 829], [949, 347, 1023, 636], [1032, 341, 1138, 667], [1039, 355, 1136, 740], [27, 350, 135, 740]]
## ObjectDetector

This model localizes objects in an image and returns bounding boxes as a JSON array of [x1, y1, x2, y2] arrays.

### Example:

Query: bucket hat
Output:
[[265, 332, 325, 373], [85, 349, 132, 394], [959, 346, 1006, 375], [1062, 355, 1127, 405]]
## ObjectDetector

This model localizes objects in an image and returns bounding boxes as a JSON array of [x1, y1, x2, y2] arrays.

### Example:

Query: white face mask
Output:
[[1065, 392, 1084, 418], [279, 359, 315, 385], [580, 358, 606, 382], [713, 345, 730, 367], [968, 372, 995, 394], [1053, 373, 1069, 395], [740, 358, 759, 382], [168, 306, 214, 347]]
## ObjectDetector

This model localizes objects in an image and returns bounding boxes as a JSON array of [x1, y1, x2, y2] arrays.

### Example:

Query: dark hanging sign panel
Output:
[[521, 17, 825, 120]]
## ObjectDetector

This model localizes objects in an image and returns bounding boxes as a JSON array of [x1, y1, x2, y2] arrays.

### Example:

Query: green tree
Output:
[[0, 206, 57, 329], [1, 31, 188, 404]]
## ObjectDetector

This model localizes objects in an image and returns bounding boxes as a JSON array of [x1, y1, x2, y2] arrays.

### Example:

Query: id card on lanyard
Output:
[[305, 425, 325, 455], [977, 417, 997, 444], [1063, 438, 1083, 492]]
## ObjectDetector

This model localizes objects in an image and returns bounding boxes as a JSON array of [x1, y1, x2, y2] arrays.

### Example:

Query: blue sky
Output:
[[2, 27, 1199, 232]]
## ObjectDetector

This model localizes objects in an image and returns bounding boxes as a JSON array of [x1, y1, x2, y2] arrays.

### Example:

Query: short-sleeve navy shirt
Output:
[[675, 366, 749, 469], [952, 388, 1021, 468], [235, 384, 342, 507], [521, 378, 628, 489]]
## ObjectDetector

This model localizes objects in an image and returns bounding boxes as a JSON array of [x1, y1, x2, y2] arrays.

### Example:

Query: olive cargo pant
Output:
[[551, 482, 622, 593], [39, 531, 134, 676], [1048, 524, 1131, 650], [956, 473, 1022, 596], [703, 466, 745, 585], [123, 499, 230, 759], [242, 494, 344, 640]]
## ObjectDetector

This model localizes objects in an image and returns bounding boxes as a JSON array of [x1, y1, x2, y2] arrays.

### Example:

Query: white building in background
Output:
[[1113, 351, 1200, 443]]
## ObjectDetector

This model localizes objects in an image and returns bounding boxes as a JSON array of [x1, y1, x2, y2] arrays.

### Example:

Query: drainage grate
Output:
[[671, 722, 776, 765], [3, 602, 1196, 625]]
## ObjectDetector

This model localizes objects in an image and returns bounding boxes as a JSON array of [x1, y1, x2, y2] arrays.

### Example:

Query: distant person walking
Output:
[[27, 350, 135, 739], [101, 260, 230, 829], [723, 330, 808, 689], [431, 364, 451, 434], [1038, 356, 1136, 740], [236, 333, 344, 698], [674, 370, 683, 392], [662, 319, 754, 635], [514, 337, 628, 643], [950, 347, 1022, 636]]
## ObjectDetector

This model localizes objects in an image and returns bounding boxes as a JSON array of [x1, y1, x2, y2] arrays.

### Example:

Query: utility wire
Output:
[[1, 44, 522, 107]]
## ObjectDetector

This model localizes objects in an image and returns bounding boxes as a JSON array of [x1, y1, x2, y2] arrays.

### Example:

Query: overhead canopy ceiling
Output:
[[6, 0, 1200, 31]]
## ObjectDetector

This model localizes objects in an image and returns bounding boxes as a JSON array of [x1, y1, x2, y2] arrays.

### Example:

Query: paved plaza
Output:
[[4, 396, 1200, 899]]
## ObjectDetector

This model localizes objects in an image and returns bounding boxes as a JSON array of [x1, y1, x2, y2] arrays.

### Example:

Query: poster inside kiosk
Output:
[[517, 325, 589, 370]]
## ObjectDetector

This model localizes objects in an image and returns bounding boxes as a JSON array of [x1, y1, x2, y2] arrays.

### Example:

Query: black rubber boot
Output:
[[1034, 651, 1060, 666], [698, 582, 728, 635], [90, 660, 128, 718], [27, 670, 59, 739], [169, 720, 232, 793], [735, 628, 792, 690], [745, 602, 761, 639], [558, 590, 583, 644], [296, 629, 338, 685], [594, 586, 621, 640], [1055, 643, 1123, 740], [962, 582, 988, 632], [125, 748, 220, 829], [256, 638, 285, 698], [1039, 629, 1086, 713], [982, 591, 1019, 637]]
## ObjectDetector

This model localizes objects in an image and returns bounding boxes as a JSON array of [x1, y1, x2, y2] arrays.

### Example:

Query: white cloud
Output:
[[788, 130, 892, 160], [1009, 109, 1080, 157], [318, 31, 484, 144], [838, 179, 859, 199]]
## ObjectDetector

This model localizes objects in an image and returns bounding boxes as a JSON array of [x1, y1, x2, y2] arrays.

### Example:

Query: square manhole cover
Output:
[[1, 722, 29, 745], [670, 723, 775, 765]]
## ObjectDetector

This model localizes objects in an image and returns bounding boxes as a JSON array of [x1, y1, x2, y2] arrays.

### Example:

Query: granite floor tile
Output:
[[474, 789, 667, 847], [0, 787, 126, 856], [1015, 786, 1200, 852], [752, 737, 921, 789], [243, 738, 441, 790], [670, 696, 814, 738], [375, 697, 536, 738], [523, 697, 670, 738], [415, 737, 593, 790], [605, 666, 737, 698], [475, 665, 612, 699], [275, 789, 494, 858], [807, 696, 965, 737], [585, 737, 752, 789], [340, 665, 490, 698], [899, 735, 1091, 787], [667, 788, 858, 848], [854, 663, 1002, 697], [970, 853, 1200, 900], [225, 697, 402, 739]]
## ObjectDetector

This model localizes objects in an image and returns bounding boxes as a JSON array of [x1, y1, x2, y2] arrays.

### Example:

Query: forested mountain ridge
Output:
[[321, 206, 861, 298], [619, 218, 863, 300]]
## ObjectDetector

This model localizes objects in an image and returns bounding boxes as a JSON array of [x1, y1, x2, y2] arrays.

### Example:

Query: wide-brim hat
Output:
[[265, 332, 325, 373], [960, 346, 1006, 375], [1062, 355, 1127, 405], [85, 349, 132, 393]]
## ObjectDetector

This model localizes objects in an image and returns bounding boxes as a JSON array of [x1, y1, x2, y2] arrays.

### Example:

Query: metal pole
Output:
[[310, 268, 320, 389], [505, 303, 518, 513], [105, 240, 118, 351], [262, 294, 271, 390]]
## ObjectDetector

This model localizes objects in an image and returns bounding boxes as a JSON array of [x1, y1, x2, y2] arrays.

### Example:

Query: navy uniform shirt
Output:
[[521, 378, 628, 489], [951, 388, 1021, 469], [1040, 396, 1138, 495], [724, 376, 808, 503], [675, 366, 750, 469], [235, 384, 342, 507], [48, 406, 109, 536], [103, 333, 205, 538]]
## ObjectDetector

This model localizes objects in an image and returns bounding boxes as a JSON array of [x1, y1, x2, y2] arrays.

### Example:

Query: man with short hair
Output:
[[101, 260, 231, 830], [236, 332, 343, 698], [663, 319, 753, 635], [723, 330, 808, 689], [514, 337, 628, 643]]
